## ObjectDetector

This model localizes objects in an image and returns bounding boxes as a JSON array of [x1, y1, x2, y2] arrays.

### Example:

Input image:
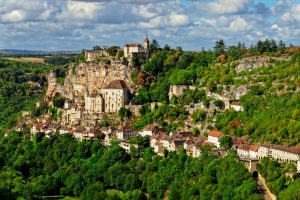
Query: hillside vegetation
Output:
[[0, 59, 50, 129], [0, 132, 261, 199], [132, 39, 300, 145]]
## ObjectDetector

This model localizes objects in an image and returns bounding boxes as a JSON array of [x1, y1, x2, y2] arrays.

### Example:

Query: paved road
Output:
[[257, 178, 273, 200]]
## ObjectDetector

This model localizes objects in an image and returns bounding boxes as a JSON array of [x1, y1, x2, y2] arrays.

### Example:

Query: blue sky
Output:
[[0, 0, 300, 51]]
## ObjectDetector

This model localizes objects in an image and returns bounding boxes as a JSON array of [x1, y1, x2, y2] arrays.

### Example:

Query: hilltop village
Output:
[[15, 37, 300, 174]]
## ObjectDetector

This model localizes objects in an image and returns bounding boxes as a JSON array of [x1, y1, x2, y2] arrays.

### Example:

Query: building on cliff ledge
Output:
[[84, 49, 109, 61], [84, 80, 130, 114], [103, 80, 130, 113], [124, 36, 149, 59]]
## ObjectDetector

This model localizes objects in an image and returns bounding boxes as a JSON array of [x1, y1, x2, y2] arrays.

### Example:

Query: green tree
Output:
[[214, 40, 226, 57], [220, 136, 233, 149]]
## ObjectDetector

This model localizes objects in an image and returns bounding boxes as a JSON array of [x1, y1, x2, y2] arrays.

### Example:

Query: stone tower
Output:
[[144, 35, 149, 51]]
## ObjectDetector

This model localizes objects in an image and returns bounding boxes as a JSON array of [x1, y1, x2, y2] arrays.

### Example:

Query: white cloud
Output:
[[271, 24, 281, 31], [0, 0, 299, 51], [206, 0, 252, 15], [1, 10, 26, 23], [57, 1, 102, 21], [226, 16, 250, 32], [169, 12, 190, 26]]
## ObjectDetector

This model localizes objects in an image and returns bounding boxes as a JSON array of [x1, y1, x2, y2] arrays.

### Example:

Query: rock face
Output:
[[220, 85, 249, 100], [169, 85, 195, 100], [47, 61, 134, 102], [46, 71, 63, 97], [235, 56, 290, 72]]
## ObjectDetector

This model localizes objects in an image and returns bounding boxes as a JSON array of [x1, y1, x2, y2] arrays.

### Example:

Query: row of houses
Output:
[[20, 116, 300, 171]]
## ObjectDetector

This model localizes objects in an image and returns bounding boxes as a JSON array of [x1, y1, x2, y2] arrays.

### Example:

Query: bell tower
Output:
[[144, 35, 149, 51]]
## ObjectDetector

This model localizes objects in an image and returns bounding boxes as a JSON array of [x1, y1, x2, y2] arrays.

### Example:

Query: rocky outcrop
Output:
[[46, 61, 134, 102], [235, 56, 290, 72], [46, 71, 63, 97], [220, 85, 249, 100], [169, 85, 195, 100]]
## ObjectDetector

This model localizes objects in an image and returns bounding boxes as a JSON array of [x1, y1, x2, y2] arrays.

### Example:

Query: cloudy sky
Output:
[[0, 0, 300, 51]]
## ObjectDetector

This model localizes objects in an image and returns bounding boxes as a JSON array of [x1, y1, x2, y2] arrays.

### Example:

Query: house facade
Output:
[[208, 130, 223, 148], [102, 80, 130, 113]]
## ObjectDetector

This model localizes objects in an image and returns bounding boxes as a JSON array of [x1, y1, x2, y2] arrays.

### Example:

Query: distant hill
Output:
[[0, 49, 81, 55]]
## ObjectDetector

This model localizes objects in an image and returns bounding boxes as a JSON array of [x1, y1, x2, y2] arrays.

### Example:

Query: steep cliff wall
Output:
[[46, 61, 134, 101]]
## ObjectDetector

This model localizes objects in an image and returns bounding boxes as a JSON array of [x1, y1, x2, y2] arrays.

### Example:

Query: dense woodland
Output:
[[0, 59, 49, 129], [257, 158, 300, 199], [0, 132, 262, 199]]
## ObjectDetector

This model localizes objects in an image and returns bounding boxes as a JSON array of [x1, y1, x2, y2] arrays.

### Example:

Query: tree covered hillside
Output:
[[0, 132, 262, 199], [0, 59, 50, 129], [131, 39, 300, 145]]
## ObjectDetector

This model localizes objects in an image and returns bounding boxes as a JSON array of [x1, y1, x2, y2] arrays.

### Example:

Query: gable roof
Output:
[[104, 80, 128, 90], [208, 130, 223, 138], [231, 101, 241, 106], [124, 44, 143, 48]]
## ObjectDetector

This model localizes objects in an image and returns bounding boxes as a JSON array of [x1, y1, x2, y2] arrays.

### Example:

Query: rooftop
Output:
[[208, 130, 223, 138], [104, 80, 128, 90]]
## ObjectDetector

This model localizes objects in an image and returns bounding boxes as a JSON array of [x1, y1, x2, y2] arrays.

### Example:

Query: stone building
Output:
[[84, 49, 109, 61], [207, 130, 223, 148], [102, 80, 130, 113], [85, 92, 104, 113], [116, 126, 136, 140], [124, 36, 149, 59]]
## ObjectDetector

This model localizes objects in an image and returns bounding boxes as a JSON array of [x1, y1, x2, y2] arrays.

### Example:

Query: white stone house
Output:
[[249, 145, 259, 159], [139, 124, 158, 137], [207, 130, 223, 148], [73, 126, 86, 141], [116, 126, 136, 140], [102, 80, 130, 113], [258, 144, 272, 158], [230, 101, 244, 111], [85, 92, 104, 113], [119, 141, 140, 153], [237, 144, 250, 158], [270, 145, 300, 162]]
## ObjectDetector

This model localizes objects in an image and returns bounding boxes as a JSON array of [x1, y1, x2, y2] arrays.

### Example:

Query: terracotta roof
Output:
[[208, 130, 223, 138], [119, 126, 133, 132], [34, 123, 43, 129], [232, 137, 248, 145], [231, 101, 241, 106], [261, 143, 272, 148], [104, 80, 128, 89], [124, 43, 143, 48], [144, 124, 158, 131], [272, 145, 300, 155], [90, 91, 101, 98], [249, 145, 259, 152], [75, 126, 86, 133], [237, 144, 250, 151]]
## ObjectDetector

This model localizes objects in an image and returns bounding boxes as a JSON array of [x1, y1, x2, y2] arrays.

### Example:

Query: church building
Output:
[[124, 36, 149, 59]]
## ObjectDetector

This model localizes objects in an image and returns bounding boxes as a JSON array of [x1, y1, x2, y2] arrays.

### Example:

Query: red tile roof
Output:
[[231, 101, 241, 106], [208, 130, 223, 138], [249, 145, 259, 152], [104, 80, 128, 89]]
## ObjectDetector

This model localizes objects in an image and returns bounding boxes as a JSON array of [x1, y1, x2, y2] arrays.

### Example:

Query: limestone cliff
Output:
[[235, 55, 290, 72], [46, 61, 134, 101]]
